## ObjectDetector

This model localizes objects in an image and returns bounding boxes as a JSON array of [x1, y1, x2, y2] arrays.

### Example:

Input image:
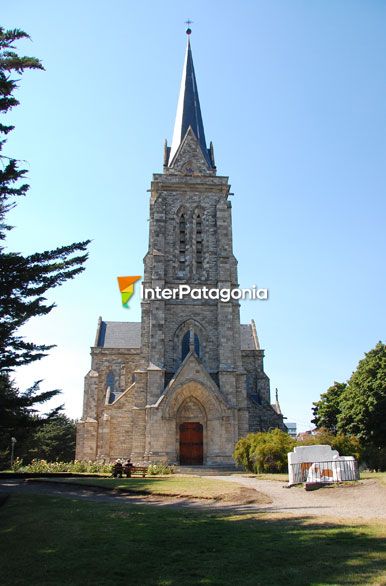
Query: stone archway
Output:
[[161, 379, 234, 466]]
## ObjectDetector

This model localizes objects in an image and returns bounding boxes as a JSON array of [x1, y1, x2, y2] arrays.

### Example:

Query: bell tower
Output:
[[140, 30, 247, 421]]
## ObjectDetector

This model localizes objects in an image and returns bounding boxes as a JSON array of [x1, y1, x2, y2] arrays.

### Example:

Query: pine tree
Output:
[[25, 413, 76, 462], [0, 29, 90, 370], [0, 27, 90, 465], [0, 374, 61, 464]]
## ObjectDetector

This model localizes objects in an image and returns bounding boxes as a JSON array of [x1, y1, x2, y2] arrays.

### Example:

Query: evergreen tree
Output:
[[0, 27, 90, 466], [0, 374, 61, 465], [25, 413, 76, 462]]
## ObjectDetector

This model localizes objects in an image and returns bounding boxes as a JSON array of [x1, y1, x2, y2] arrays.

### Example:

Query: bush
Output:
[[233, 436, 256, 472], [234, 427, 366, 476], [147, 463, 174, 475], [234, 429, 296, 473], [11, 457, 24, 472], [12, 460, 177, 475], [234, 428, 366, 474], [17, 460, 112, 474]]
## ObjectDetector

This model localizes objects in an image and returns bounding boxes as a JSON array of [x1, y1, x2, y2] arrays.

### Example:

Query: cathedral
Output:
[[76, 31, 286, 466]]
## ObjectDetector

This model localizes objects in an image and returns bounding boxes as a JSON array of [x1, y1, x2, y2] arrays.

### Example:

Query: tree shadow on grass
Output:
[[0, 494, 385, 586]]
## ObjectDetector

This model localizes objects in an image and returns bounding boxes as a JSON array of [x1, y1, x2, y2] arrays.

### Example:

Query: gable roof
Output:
[[96, 321, 141, 348], [95, 321, 259, 351], [240, 324, 260, 350]]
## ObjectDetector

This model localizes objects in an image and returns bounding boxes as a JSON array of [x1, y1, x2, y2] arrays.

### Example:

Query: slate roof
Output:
[[240, 324, 260, 350], [96, 321, 259, 351], [97, 321, 141, 349]]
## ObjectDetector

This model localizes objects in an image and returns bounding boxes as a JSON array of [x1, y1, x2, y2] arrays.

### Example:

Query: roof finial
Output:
[[185, 19, 193, 36], [273, 388, 283, 415]]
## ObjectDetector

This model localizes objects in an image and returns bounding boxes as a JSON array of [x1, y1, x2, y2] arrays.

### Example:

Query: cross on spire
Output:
[[185, 19, 193, 34]]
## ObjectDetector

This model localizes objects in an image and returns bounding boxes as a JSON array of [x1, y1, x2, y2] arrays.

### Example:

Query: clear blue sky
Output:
[[2, 1, 386, 432]]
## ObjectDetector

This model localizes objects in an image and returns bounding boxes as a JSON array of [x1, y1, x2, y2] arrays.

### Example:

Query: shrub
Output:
[[11, 457, 24, 472], [233, 435, 256, 472], [252, 429, 296, 473], [13, 460, 178, 475], [234, 429, 296, 473], [147, 463, 174, 475], [17, 460, 112, 474]]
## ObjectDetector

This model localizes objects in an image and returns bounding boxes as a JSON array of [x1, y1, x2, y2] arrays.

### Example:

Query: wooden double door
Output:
[[179, 422, 203, 465]]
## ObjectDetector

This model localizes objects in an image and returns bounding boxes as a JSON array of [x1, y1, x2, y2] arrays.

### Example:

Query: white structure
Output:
[[288, 445, 358, 485]]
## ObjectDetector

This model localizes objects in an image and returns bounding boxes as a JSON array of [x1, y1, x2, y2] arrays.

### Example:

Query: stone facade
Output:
[[76, 37, 286, 465]]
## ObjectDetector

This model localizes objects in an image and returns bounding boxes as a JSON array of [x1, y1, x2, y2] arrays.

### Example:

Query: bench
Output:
[[125, 466, 148, 478]]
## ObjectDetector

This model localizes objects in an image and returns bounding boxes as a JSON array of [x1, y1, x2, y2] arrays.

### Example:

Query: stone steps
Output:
[[173, 465, 241, 476]]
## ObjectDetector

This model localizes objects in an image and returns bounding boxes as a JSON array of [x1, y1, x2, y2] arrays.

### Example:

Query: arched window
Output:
[[106, 371, 115, 403], [195, 213, 203, 271], [106, 371, 115, 389], [181, 331, 200, 361], [181, 331, 190, 361], [178, 213, 186, 272], [194, 333, 200, 356]]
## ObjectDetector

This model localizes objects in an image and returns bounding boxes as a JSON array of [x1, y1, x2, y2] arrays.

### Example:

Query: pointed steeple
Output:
[[168, 31, 213, 168]]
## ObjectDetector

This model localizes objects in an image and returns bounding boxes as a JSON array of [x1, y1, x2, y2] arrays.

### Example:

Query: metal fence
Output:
[[289, 459, 359, 485]]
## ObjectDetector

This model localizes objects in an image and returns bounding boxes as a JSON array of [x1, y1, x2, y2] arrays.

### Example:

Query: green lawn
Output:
[[0, 494, 385, 586], [27, 476, 269, 503], [360, 471, 386, 485]]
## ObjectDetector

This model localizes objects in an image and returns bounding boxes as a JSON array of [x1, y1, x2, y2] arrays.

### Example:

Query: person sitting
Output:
[[112, 459, 123, 478], [123, 458, 133, 478]]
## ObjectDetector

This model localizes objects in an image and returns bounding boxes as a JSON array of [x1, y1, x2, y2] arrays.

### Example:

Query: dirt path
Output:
[[209, 475, 386, 521], [1, 477, 385, 522]]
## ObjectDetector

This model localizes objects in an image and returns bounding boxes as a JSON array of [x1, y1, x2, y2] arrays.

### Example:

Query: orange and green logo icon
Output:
[[117, 276, 141, 308]]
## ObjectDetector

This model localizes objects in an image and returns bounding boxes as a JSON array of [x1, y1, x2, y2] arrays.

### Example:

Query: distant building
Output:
[[296, 430, 317, 440], [286, 422, 297, 438]]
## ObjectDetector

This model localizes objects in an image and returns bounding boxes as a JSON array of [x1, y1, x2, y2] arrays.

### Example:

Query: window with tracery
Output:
[[181, 331, 200, 361]]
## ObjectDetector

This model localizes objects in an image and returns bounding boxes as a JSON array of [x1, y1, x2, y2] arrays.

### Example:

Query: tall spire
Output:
[[169, 29, 212, 167]]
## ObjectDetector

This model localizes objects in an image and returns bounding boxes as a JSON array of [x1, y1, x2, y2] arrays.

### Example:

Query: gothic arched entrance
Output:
[[179, 422, 203, 465]]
